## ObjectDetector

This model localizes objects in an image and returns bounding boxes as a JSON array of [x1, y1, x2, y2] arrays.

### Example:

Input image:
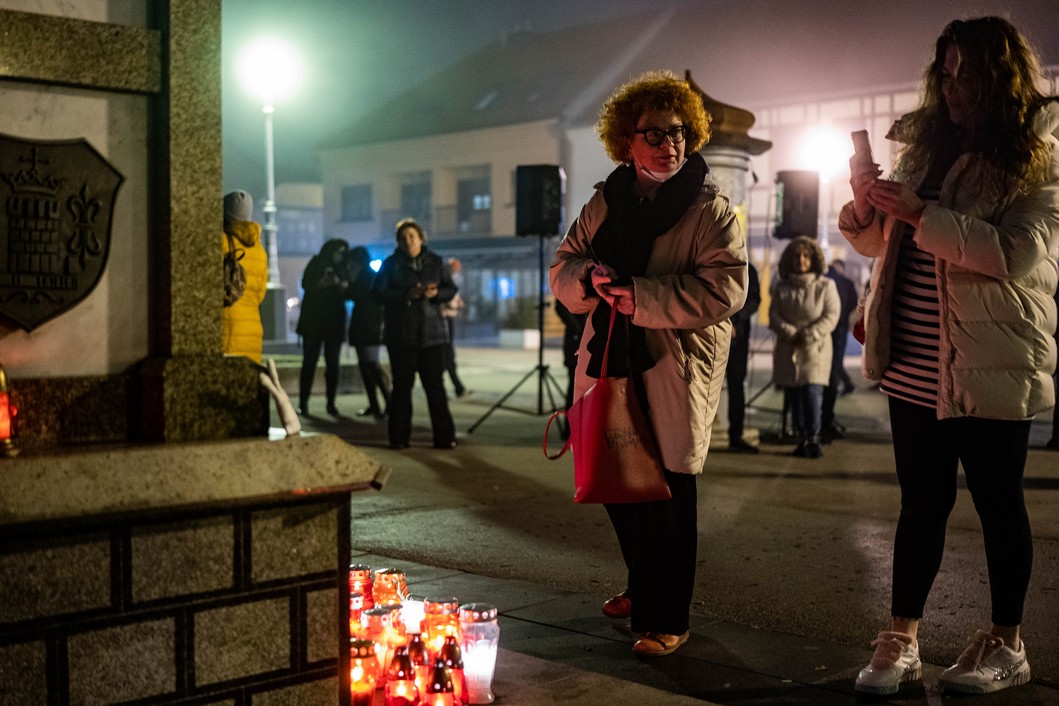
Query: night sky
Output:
[[221, 0, 1059, 197]]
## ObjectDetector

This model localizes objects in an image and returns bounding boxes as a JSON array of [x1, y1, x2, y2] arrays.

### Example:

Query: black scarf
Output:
[[585, 152, 709, 378]]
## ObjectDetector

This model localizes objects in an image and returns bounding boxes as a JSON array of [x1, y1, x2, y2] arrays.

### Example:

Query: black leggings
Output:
[[888, 397, 1033, 627], [299, 336, 342, 408]]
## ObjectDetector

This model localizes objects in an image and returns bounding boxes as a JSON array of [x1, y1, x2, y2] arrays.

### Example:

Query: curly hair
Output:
[[596, 70, 712, 164], [899, 16, 1051, 195], [778, 236, 826, 279]]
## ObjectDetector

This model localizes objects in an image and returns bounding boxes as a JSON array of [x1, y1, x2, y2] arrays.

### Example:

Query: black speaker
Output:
[[516, 165, 564, 236], [773, 170, 819, 239]]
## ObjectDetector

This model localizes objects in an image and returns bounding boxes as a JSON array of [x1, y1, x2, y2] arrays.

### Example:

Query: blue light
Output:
[[496, 277, 514, 299], [370, 259, 382, 272]]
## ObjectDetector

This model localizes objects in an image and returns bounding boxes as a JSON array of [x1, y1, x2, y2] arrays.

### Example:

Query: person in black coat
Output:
[[346, 246, 390, 419], [296, 238, 350, 416], [373, 219, 457, 449], [726, 261, 761, 452], [821, 259, 860, 440]]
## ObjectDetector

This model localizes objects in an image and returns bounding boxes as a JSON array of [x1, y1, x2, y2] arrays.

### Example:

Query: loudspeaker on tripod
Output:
[[773, 170, 819, 239], [516, 165, 564, 236]]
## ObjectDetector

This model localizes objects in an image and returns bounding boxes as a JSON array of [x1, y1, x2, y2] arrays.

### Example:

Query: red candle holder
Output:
[[439, 635, 466, 705], [385, 645, 420, 705], [350, 638, 379, 706], [349, 564, 375, 610], [0, 365, 20, 458], [423, 656, 454, 706], [374, 567, 408, 606], [406, 631, 432, 697], [423, 596, 461, 658]]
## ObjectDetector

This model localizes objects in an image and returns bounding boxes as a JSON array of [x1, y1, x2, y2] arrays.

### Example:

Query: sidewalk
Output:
[[284, 344, 1059, 705]]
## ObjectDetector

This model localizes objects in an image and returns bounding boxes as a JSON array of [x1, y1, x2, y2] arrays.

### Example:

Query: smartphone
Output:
[[851, 130, 874, 164]]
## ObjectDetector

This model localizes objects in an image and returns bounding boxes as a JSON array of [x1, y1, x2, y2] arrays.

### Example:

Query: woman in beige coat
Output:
[[550, 71, 747, 658], [768, 236, 839, 458]]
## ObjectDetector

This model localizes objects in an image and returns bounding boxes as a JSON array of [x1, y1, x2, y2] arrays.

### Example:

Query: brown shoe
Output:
[[601, 592, 631, 619], [633, 631, 689, 657]]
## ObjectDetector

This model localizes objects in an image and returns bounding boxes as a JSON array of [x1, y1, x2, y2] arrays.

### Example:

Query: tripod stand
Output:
[[468, 235, 566, 433]]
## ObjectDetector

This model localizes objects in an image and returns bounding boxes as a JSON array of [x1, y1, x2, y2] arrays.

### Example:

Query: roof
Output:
[[316, 12, 669, 150]]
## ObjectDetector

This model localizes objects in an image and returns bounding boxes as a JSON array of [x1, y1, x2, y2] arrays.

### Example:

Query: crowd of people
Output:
[[288, 218, 463, 450], [220, 13, 1059, 698]]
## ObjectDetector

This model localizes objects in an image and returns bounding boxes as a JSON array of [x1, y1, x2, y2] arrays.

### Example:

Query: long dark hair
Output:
[[899, 17, 1051, 195]]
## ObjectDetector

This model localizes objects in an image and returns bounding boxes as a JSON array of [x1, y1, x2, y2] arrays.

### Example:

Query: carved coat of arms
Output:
[[0, 133, 124, 331]]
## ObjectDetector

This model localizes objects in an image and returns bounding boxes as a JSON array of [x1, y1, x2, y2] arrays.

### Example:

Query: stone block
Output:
[[194, 598, 289, 686], [67, 619, 176, 706], [252, 503, 337, 584], [132, 515, 234, 603], [0, 640, 47, 706], [0, 535, 109, 623], [305, 588, 339, 664], [252, 677, 337, 706]]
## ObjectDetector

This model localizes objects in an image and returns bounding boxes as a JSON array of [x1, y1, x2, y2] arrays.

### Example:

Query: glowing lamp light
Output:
[[459, 603, 499, 704], [403, 594, 427, 635], [236, 36, 303, 108], [0, 364, 19, 458], [350, 638, 379, 706], [798, 125, 849, 183]]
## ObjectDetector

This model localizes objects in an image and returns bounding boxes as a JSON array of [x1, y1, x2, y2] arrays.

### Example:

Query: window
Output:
[[457, 171, 491, 233], [340, 184, 372, 222], [400, 178, 432, 226]]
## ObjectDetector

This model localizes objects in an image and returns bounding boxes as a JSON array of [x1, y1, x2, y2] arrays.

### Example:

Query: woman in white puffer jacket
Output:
[[769, 236, 839, 458], [840, 16, 1059, 698]]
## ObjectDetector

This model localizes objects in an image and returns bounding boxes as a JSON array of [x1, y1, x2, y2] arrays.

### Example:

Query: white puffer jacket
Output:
[[838, 101, 1059, 420], [769, 273, 840, 387]]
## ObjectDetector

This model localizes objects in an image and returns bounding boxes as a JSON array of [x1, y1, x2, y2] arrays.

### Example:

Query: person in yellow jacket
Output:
[[221, 190, 268, 362]]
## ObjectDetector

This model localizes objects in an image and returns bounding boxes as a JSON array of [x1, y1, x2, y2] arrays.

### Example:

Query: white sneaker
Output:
[[939, 630, 1031, 694], [855, 631, 922, 695]]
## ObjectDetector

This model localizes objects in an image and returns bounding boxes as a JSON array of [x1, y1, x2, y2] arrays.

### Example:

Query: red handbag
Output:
[[544, 308, 671, 504]]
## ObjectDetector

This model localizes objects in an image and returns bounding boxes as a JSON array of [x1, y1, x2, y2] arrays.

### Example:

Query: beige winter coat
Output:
[[769, 273, 840, 387], [838, 101, 1059, 420], [550, 183, 748, 474]]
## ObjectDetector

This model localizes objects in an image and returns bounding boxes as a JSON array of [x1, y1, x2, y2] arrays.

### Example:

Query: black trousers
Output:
[[888, 397, 1033, 626], [299, 336, 342, 408], [725, 318, 751, 440], [354, 345, 390, 414], [822, 327, 851, 428], [387, 344, 455, 447], [443, 318, 466, 396], [605, 470, 698, 635]]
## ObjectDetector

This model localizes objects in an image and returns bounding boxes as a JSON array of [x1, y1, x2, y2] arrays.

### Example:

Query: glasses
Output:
[[634, 125, 687, 146]]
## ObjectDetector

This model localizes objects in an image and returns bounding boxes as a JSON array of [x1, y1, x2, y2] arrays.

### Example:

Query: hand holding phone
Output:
[[851, 130, 874, 166]]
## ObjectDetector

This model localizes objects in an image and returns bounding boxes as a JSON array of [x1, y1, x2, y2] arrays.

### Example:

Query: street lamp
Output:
[[237, 36, 302, 287], [237, 37, 302, 343], [798, 125, 849, 252]]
